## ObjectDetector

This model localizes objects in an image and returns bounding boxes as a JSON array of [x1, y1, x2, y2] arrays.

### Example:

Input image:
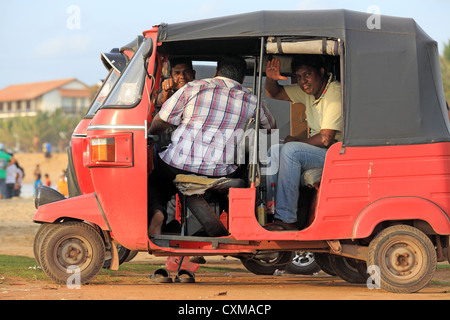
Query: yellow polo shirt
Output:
[[284, 80, 343, 142]]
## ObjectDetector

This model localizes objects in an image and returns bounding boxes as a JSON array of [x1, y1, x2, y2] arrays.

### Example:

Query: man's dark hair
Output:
[[169, 57, 193, 71], [291, 54, 325, 75], [216, 56, 247, 83]]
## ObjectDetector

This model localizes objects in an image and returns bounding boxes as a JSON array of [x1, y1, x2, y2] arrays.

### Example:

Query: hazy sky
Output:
[[1, 0, 449, 88]]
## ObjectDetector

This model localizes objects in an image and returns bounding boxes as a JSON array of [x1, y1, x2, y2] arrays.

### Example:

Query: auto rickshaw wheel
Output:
[[328, 255, 368, 284], [33, 223, 58, 266], [239, 251, 292, 275], [314, 253, 336, 276], [446, 236, 450, 265], [367, 224, 437, 293], [285, 251, 321, 275], [103, 244, 131, 269], [39, 221, 106, 285]]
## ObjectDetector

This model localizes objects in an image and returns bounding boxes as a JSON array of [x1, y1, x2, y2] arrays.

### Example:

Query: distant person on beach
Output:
[[34, 173, 43, 195], [14, 160, 24, 197], [43, 142, 52, 158], [0, 143, 11, 200], [56, 171, 68, 197], [44, 173, 51, 187], [33, 164, 41, 180], [5, 154, 20, 199]]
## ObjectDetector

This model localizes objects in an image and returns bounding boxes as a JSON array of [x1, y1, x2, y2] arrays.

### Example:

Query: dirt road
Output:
[[0, 199, 449, 301]]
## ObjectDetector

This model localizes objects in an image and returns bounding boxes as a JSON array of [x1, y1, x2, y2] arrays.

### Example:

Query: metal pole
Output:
[[251, 37, 266, 187]]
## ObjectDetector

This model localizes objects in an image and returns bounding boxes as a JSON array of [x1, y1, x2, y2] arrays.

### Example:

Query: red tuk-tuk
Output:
[[33, 10, 450, 293]]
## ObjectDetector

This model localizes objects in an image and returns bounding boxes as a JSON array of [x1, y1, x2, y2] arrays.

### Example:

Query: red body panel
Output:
[[228, 142, 450, 241], [317, 142, 450, 239], [352, 197, 450, 238], [33, 193, 109, 230], [71, 119, 94, 194], [79, 30, 159, 251]]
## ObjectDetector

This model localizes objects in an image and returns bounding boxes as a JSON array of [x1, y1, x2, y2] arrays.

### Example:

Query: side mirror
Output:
[[142, 38, 154, 61]]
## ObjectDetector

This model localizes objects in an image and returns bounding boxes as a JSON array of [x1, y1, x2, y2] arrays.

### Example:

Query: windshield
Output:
[[85, 69, 121, 117], [103, 42, 147, 107]]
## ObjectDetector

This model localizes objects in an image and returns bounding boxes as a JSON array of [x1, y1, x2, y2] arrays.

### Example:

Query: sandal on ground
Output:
[[264, 220, 298, 231], [150, 268, 172, 283], [174, 269, 195, 283]]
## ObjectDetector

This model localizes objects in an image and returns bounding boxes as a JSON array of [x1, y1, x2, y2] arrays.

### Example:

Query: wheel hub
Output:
[[57, 238, 90, 267], [385, 242, 421, 278], [292, 252, 315, 267]]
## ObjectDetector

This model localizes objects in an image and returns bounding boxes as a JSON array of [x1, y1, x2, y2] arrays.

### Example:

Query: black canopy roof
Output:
[[155, 10, 450, 146]]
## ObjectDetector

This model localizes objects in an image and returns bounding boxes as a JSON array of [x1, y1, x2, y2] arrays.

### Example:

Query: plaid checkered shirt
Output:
[[159, 77, 276, 176]]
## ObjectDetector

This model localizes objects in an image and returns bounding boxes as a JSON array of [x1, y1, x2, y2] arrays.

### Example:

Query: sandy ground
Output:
[[14, 152, 68, 185], [0, 153, 449, 300], [0, 198, 449, 301]]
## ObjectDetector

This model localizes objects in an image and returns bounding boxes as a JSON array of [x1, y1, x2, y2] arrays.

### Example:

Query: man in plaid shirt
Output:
[[147, 56, 276, 235]]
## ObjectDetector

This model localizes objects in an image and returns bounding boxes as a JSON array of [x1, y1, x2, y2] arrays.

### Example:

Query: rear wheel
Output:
[[329, 255, 368, 284], [240, 251, 292, 275], [125, 250, 139, 262], [285, 251, 321, 275], [447, 236, 450, 264], [39, 221, 105, 285], [103, 244, 131, 269], [367, 225, 437, 293], [314, 253, 336, 276]]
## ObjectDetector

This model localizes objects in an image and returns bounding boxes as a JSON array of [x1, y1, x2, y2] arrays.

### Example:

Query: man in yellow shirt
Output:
[[265, 55, 343, 230]]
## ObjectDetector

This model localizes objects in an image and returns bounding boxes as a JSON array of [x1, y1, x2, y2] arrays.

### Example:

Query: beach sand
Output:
[[14, 152, 68, 185], [0, 198, 39, 257], [0, 153, 68, 256]]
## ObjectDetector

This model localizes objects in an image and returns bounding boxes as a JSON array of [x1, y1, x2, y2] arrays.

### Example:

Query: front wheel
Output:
[[367, 225, 437, 293], [39, 221, 106, 285]]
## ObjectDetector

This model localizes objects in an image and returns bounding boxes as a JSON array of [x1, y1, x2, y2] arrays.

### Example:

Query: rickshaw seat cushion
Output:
[[301, 167, 323, 188], [174, 174, 245, 196]]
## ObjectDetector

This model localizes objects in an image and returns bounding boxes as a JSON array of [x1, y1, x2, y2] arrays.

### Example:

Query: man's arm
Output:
[[284, 129, 337, 148], [148, 113, 172, 135], [264, 59, 291, 101], [156, 78, 179, 105]]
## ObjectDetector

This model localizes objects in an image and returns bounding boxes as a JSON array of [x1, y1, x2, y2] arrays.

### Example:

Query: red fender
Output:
[[33, 193, 110, 231], [352, 197, 450, 239]]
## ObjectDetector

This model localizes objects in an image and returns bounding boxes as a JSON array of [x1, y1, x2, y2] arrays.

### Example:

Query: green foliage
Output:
[[444, 40, 450, 62], [442, 40, 450, 103], [0, 109, 82, 152]]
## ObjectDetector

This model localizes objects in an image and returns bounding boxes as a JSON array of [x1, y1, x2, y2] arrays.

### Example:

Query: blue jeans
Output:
[[266, 143, 327, 224]]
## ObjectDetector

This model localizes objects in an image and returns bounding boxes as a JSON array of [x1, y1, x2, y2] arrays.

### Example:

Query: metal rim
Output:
[[52, 234, 94, 272], [291, 251, 315, 268], [379, 237, 424, 282]]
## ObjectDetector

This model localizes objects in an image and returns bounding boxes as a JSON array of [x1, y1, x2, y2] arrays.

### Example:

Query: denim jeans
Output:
[[266, 142, 327, 224]]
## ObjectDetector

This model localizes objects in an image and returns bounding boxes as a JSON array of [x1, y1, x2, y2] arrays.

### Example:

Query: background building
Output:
[[0, 78, 91, 119]]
